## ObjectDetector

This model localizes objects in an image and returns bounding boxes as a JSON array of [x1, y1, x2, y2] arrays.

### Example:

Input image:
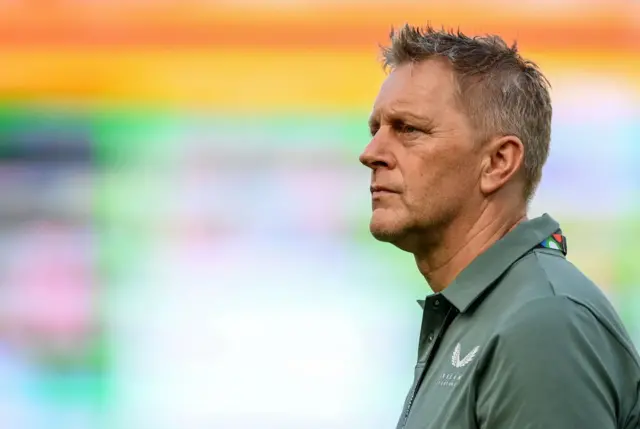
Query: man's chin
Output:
[[369, 216, 405, 244], [370, 227, 397, 243], [369, 211, 422, 252]]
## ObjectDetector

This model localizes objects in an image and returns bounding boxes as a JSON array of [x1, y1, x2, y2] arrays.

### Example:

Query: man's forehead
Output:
[[369, 102, 426, 122], [371, 60, 457, 117]]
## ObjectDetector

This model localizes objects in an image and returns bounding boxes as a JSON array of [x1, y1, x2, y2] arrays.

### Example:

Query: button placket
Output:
[[418, 295, 446, 360], [402, 298, 455, 429]]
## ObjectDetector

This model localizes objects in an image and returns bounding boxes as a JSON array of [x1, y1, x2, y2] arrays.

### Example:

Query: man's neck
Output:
[[414, 206, 526, 293]]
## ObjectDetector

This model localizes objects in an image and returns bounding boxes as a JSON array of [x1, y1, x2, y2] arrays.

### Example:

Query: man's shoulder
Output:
[[486, 293, 640, 381], [504, 248, 614, 318], [475, 258, 640, 429], [495, 294, 601, 339], [495, 250, 638, 357], [493, 284, 639, 374]]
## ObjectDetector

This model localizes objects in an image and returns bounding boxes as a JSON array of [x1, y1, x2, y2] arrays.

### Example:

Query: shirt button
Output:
[[427, 333, 435, 342], [433, 299, 441, 308]]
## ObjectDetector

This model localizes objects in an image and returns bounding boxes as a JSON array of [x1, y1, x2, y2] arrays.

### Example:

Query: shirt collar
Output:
[[417, 213, 563, 313]]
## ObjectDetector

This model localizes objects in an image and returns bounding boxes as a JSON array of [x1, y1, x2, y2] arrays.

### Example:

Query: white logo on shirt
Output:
[[451, 343, 480, 368]]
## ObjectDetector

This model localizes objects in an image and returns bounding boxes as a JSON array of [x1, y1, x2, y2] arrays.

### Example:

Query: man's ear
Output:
[[479, 135, 525, 195]]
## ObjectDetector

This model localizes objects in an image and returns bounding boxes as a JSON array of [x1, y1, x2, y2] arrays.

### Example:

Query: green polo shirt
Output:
[[397, 214, 640, 429]]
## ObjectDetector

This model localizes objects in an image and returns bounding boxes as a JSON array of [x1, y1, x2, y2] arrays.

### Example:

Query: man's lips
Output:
[[370, 185, 399, 194]]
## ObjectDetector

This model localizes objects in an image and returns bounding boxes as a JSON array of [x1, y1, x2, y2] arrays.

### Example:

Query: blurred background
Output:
[[0, 0, 638, 428]]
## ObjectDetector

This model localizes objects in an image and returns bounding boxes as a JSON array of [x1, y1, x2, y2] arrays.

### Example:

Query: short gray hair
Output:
[[381, 24, 552, 202]]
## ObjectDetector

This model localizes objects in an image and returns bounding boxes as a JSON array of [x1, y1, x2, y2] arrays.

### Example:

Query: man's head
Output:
[[360, 24, 552, 252]]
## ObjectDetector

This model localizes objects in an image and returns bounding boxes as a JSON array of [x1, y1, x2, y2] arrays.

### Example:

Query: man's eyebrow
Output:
[[387, 110, 431, 124], [369, 108, 435, 129]]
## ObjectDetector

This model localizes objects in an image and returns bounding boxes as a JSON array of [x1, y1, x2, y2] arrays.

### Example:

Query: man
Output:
[[360, 24, 640, 429]]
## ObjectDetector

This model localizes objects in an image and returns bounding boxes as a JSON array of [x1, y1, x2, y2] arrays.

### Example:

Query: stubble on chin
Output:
[[368, 206, 450, 254], [369, 209, 408, 243]]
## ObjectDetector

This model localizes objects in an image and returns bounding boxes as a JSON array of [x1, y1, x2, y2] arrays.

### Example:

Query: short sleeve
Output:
[[475, 296, 639, 429]]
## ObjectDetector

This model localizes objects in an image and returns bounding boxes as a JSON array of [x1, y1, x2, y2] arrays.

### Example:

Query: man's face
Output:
[[360, 59, 482, 252]]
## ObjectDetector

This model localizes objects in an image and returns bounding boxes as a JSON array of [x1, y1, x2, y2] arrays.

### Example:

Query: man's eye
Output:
[[400, 124, 421, 134]]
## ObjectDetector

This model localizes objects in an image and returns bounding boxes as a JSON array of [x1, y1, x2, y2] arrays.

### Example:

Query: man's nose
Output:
[[359, 134, 394, 170]]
